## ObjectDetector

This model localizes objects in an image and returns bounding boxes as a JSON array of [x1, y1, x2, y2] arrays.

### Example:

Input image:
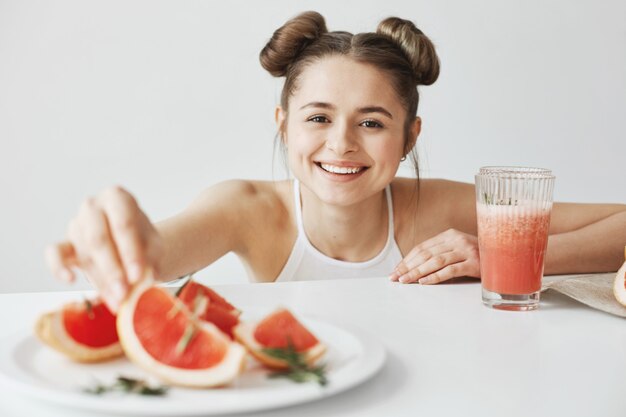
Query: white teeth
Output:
[[320, 163, 364, 174]]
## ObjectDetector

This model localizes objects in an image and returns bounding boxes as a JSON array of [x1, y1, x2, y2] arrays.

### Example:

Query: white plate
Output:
[[0, 317, 385, 416]]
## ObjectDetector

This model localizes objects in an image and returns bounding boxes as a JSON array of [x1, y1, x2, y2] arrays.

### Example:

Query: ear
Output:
[[275, 105, 287, 143], [403, 116, 421, 156]]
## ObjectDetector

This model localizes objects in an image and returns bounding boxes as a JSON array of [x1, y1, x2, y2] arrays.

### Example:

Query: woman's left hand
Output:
[[390, 229, 481, 284]]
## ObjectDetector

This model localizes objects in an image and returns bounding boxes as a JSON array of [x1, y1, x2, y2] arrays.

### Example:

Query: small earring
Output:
[[400, 156, 407, 162]]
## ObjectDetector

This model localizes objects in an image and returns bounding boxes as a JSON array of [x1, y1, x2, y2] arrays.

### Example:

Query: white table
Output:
[[0, 275, 623, 417]]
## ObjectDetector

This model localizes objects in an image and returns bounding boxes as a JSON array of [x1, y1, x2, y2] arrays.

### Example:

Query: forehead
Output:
[[289, 56, 402, 111]]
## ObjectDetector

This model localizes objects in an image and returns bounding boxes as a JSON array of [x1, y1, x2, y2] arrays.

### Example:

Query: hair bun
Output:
[[376, 17, 440, 86], [260, 11, 328, 77]]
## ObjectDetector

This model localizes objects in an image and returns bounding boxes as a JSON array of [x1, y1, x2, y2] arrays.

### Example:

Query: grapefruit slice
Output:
[[177, 280, 240, 338], [233, 308, 326, 369], [34, 298, 123, 363], [613, 246, 626, 307], [117, 279, 246, 387]]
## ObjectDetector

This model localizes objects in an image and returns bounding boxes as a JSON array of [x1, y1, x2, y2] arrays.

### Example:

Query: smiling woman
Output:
[[44, 11, 626, 312]]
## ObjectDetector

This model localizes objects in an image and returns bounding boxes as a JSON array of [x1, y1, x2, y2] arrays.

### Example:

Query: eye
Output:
[[360, 119, 384, 128], [307, 115, 330, 123]]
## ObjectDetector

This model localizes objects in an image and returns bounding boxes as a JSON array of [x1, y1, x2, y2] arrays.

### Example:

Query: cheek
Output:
[[285, 131, 323, 174], [367, 136, 404, 165], [285, 120, 324, 156], [286, 133, 320, 157]]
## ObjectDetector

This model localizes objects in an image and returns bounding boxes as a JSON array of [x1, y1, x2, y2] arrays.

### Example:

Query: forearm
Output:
[[150, 180, 254, 282], [545, 210, 626, 274], [154, 213, 238, 283]]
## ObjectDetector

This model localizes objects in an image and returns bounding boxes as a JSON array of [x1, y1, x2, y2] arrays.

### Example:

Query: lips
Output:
[[315, 161, 369, 175]]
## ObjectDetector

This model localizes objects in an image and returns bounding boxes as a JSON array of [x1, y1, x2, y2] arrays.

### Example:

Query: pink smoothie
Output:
[[477, 203, 551, 295]]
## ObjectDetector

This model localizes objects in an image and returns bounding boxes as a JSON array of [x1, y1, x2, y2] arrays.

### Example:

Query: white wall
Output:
[[1, 0, 624, 293]]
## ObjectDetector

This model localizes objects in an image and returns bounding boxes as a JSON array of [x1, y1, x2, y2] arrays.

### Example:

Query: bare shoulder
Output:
[[184, 179, 293, 252], [391, 177, 474, 209], [420, 178, 475, 202], [189, 179, 291, 223], [153, 179, 294, 282], [391, 177, 478, 247], [420, 178, 477, 233]]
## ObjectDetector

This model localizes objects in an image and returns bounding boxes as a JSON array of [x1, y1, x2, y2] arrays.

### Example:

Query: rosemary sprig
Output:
[[83, 297, 95, 320], [483, 193, 516, 206], [262, 344, 328, 387], [83, 375, 169, 396]]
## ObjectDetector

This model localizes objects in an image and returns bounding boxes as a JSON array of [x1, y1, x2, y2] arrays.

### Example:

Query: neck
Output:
[[299, 184, 389, 262]]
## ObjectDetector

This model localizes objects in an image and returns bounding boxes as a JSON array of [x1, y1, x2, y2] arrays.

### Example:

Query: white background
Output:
[[1, 0, 624, 293]]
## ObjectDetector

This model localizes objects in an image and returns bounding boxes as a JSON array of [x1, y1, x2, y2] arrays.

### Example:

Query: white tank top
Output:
[[275, 179, 404, 282]]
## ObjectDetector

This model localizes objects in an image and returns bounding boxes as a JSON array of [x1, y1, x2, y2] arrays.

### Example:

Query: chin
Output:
[[308, 179, 381, 208]]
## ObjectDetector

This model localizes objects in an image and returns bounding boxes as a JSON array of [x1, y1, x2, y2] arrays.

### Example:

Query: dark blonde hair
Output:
[[261, 11, 440, 186]]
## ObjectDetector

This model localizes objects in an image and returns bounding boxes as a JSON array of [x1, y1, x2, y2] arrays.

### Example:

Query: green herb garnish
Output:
[[262, 343, 328, 387], [83, 297, 95, 320], [483, 193, 516, 206], [83, 375, 169, 396]]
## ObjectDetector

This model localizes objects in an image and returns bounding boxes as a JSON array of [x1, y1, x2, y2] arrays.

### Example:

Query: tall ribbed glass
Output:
[[475, 167, 555, 311]]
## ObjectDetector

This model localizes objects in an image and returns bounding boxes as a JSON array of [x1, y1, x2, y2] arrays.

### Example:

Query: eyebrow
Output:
[[299, 102, 393, 119]]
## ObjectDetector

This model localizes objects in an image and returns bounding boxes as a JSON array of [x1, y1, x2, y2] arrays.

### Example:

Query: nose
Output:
[[325, 122, 358, 155]]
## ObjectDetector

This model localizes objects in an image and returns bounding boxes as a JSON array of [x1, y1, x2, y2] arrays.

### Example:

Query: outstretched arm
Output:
[[545, 202, 626, 274], [45, 180, 253, 311], [391, 180, 626, 284]]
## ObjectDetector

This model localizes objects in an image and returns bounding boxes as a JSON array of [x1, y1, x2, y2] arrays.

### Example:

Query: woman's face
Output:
[[277, 56, 419, 207]]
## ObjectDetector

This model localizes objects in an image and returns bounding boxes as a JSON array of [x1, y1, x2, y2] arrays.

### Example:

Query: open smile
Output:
[[314, 161, 369, 180], [318, 163, 367, 174]]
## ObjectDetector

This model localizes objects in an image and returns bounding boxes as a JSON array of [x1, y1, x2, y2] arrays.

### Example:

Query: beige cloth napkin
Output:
[[541, 273, 626, 318]]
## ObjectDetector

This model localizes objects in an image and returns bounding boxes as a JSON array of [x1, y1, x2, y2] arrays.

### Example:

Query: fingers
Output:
[[390, 229, 480, 285], [99, 187, 146, 284], [390, 230, 458, 280], [76, 198, 129, 311], [396, 249, 464, 284], [45, 241, 78, 283], [417, 261, 469, 285], [46, 185, 157, 313], [390, 240, 451, 281]]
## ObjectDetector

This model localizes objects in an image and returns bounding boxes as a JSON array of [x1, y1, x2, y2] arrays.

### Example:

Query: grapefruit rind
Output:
[[34, 310, 123, 363], [178, 280, 241, 317], [117, 279, 247, 388], [613, 260, 626, 308], [233, 321, 326, 370], [177, 281, 241, 338]]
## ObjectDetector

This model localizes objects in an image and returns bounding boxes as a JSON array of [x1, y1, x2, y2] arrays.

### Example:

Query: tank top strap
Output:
[[293, 179, 305, 235], [384, 182, 394, 243], [274, 179, 402, 282]]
